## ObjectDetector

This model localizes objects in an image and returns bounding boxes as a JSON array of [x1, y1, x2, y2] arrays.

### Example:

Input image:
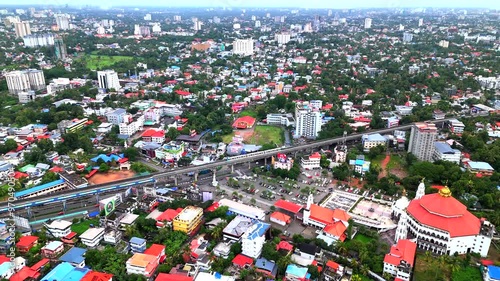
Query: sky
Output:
[[0, 0, 498, 9]]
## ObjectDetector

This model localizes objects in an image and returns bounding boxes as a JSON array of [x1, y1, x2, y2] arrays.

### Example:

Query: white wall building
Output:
[[233, 39, 254, 56], [275, 32, 291, 44], [23, 33, 55, 47], [393, 183, 494, 257], [55, 14, 70, 30], [241, 222, 270, 259], [97, 70, 121, 90], [44, 220, 72, 238], [383, 239, 417, 281], [6, 69, 45, 94], [364, 18, 372, 29], [295, 103, 322, 139], [362, 133, 388, 152], [79, 227, 105, 248], [18, 90, 36, 104], [119, 115, 144, 137], [408, 122, 438, 162], [266, 113, 295, 127], [14, 21, 30, 38], [433, 142, 461, 164], [301, 152, 321, 170]]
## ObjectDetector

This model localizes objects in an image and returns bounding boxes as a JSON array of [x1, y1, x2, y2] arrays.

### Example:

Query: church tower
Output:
[[415, 178, 426, 200], [303, 193, 314, 225]]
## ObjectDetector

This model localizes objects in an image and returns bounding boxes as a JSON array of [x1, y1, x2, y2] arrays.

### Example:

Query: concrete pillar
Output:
[[264, 157, 267, 166], [231, 165, 234, 173], [248, 162, 251, 169], [174, 176, 178, 185], [194, 172, 198, 181]]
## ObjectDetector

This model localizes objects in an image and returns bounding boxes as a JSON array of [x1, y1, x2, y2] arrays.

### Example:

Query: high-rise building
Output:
[[144, 14, 151, 21], [97, 70, 121, 90], [403, 32, 413, 42], [23, 33, 55, 47], [6, 69, 45, 95], [134, 24, 141, 36], [3, 16, 20, 27], [418, 18, 424, 27], [295, 102, 322, 139], [275, 32, 291, 44], [213, 16, 221, 24], [439, 40, 449, 48], [328, 10, 332, 17], [55, 14, 70, 30], [96, 26, 105, 35], [139, 26, 150, 37], [407, 122, 438, 161], [152, 23, 161, 33], [173, 15, 181, 22], [364, 18, 372, 29], [54, 38, 67, 60], [255, 20, 261, 28], [233, 39, 254, 56], [193, 19, 202, 31], [14, 21, 31, 38]]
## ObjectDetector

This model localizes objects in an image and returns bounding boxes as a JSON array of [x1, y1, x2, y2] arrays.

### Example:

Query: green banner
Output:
[[104, 199, 115, 216]]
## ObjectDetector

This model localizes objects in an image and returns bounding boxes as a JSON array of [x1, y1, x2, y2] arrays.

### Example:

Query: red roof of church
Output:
[[383, 239, 417, 267], [274, 199, 302, 213], [407, 193, 481, 237], [323, 221, 347, 241]]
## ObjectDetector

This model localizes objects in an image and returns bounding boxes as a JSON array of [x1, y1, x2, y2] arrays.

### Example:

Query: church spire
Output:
[[415, 178, 426, 200]]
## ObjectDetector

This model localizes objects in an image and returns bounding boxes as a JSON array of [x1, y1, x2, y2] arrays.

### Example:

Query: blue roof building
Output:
[[0, 262, 13, 279], [255, 258, 278, 278], [487, 265, 500, 281], [59, 247, 87, 268], [433, 142, 461, 164], [90, 154, 124, 163], [14, 179, 66, 199], [242, 222, 270, 258], [285, 264, 309, 280], [41, 262, 89, 281], [130, 237, 147, 253]]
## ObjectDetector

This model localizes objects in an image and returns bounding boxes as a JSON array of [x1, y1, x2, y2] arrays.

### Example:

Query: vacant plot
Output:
[[387, 154, 408, 178], [223, 125, 283, 146], [81, 55, 134, 70], [71, 218, 100, 235], [239, 110, 258, 118]]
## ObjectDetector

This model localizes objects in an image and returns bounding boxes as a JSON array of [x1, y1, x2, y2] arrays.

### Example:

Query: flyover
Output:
[[0, 118, 451, 214]]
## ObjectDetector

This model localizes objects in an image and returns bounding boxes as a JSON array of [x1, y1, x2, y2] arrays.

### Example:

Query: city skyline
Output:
[[0, 0, 498, 9]]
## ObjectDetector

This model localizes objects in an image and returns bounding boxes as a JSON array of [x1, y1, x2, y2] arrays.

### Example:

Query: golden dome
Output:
[[439, 187, 452, 197]]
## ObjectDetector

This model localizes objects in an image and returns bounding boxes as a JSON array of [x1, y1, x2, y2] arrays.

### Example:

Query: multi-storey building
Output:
[[393, 182, 494, 257], [233, 39, 254, 56], [14, 21, 31, 38], [106, 108, 127, 125], [54, 37, 67, 60], [364, 18, 372, 29], [295, 103, 322, 139], [273, 153, 294, 171], [44, 220, 72, 238], [301, 152, 321, 170], [447, 119, 465, 135], [6, 69, 45, 94], [275, 32, 291, 44], [119, 115, 144, 137], [362, 133, 388, 152], [23, 33, 55, 47], [79, 227, 105, 248], [433, 142, 461, 164], [266, 113, 295, 127], [18, 91, 36, 104], [126, 253, 159, 278], [97, 70, 120, 90], [383, 239, 417, 281], [242, 222, 270, 258], [407, 122, 438, 161], [55, 14, 70, 30], [173, 206, 203, 235]]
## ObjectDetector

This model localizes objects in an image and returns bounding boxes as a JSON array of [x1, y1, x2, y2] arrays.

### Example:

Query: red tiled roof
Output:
[[383, 239, 417, 267], [63, 232, 77, 239], [332, 209, 351, 222], [276, 241, 293, 252], [80, 271, 114, 281], [144, 244, 165, 258], [232, 254, 254, 267], [407, 194, 480, 237], [157, 209, 181, 222], [30, 258, 50, 271], [232, 116, 256, 129], [16, 235, 38, 248], [10, 266, 41, 281], [142, 129, 165, 138], [205, 202, 219, 212], [326, 260, 340, 271], [274, 200, 302, 213], [270, 212, 291, 224], [155, 273, 193, 281], [323, 221, 347, 240], [0, 255, 10, 264], [310, 204, 335, 225]]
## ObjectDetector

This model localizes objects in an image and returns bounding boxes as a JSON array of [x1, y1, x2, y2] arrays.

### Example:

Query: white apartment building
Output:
[[241, 222, 270, 259], [295, 103, 322, 139], [364, 18, 372, 29], [393, 183, 495, 257], [119, 115, 144, 137], [106, 108, 127, 125], [301, 152, 321, 170], [407, 122, 437, 162], [18, 91, 36, 104], [275, 32, 291, 44], [55, 14, 70, 30], [447, 119, 465, 135], [97, 70, 121, 90], [439, 40, 449, 48], [266, 113, 295, 127], [233, 39, 254, 56], [433, 142, 461, 164], [6, 69, 45, 94], [14, 21, 30, 38], [44, 220, 72, 238], [79, 227, 105, 248], [23, 33, 55, 47]]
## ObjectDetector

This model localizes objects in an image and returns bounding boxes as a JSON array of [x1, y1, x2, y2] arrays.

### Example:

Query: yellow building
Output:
[[173, 206, 203, 235]]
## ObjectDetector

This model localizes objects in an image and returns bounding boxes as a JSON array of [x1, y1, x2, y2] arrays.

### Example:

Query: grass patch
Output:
[[222, 125, 284, 146], [80, 55, 134, 70], [248, 125, 283, 146], [370, 154, 385, 166], [353, 233, 374, 244], [451, 266, 482, 281], [71, 218, 100, 235], [387, 154, 405, 170], [239, 110, 258, 118]]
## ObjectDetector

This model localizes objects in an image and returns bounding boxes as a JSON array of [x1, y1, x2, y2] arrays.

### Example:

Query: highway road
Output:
[[0, 118, 451, 214]]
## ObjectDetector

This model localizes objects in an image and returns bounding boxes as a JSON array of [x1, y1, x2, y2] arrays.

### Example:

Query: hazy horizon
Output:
[[0, 0, 498, 9]]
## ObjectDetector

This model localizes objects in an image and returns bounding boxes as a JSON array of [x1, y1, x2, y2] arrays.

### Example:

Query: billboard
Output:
[[104, 199, 116, 216]]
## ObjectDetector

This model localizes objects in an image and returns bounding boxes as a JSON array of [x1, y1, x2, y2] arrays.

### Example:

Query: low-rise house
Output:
[[16, 235, 38, 254], [255, 258, 278, 278], [126, 253, 159, 278], [383, 239, 417, 281], [41, 241, 64, 258], [59, 247, 86, 268], [130, 237, 147, 254], [79, 227, 105, 248]]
